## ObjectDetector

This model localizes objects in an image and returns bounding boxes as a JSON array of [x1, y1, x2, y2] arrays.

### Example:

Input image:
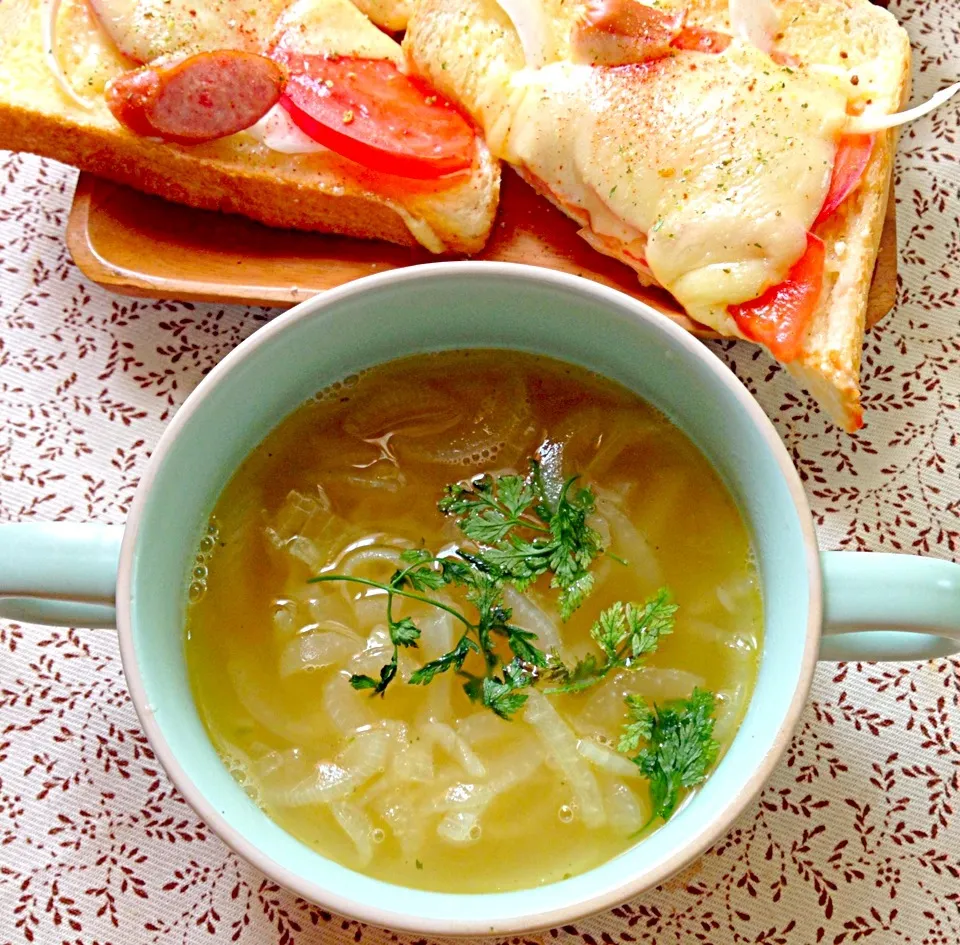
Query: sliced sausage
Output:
[[106, 51, 285, 145]]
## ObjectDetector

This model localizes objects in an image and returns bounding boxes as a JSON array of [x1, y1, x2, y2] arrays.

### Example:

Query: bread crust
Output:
[[0, 0, 499, 254]]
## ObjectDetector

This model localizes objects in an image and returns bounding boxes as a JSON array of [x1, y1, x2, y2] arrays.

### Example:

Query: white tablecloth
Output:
[[1, 1, 958, 939]]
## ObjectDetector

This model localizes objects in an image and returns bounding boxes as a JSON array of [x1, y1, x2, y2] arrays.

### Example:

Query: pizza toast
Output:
[[405, 0, 912, 430], [0, 0, 499, 253]]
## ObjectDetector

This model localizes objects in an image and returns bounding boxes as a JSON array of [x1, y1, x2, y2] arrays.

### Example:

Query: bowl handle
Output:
[[820, 551, 960, 661], [0, 523, 122, 628]]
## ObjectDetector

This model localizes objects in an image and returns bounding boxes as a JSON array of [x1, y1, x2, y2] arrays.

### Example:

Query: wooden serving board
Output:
[[66, 167, 898, 336]]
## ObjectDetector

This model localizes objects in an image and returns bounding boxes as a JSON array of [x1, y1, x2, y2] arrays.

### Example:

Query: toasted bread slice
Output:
[[0, 0, 499, 254], [405, 0, 910, 430]]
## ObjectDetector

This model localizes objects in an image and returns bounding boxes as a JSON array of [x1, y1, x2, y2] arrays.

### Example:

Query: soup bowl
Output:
[[1, 262, 959, 935]]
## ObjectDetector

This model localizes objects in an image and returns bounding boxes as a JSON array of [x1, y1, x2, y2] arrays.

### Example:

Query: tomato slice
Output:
[[273, 54, 476, 179], [728, 233, 826, 362], [670, 26, 731, 54], [815, 133, 875, 226]]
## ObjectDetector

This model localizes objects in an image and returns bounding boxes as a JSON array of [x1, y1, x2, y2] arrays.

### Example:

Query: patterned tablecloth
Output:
[[1, 1, 958, 940]]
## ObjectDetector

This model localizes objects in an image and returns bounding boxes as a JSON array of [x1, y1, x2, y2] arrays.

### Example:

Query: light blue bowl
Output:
[[1, 263, 958, 935]]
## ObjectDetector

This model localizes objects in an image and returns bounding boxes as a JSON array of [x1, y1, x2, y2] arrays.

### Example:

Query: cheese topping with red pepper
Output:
[[499, 45, 846, 332], [403, 0, 929, 359]]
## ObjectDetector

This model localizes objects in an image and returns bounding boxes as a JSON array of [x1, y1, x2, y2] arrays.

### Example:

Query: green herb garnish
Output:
[[545, 590, 677, 695], [618, 689, 719, 826], [461, 657, 538, 720], [305, 457, 718, 824], [438, 460, 603, 620], [310, 461, 602, 704]]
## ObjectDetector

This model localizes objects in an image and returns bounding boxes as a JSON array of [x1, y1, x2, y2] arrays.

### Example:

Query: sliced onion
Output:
[[713, 682, 748, 743], [44, 0, 94, 109], [422, 722, 487, 778], [228, 661, 327, 743], [393, 738, 435, 783], [534, 438, 566, 511], [503, 586, 569, 663], [322, 465, 407, 494], [523, 690, 605, 828], [593, 496, 664, 589], [456, 711, 512, 745], [437, 809, 482, 845], [414, 612, 457, 722], [429, 781, 496, 812], [419, 610, 455, 660], [372, 790, 426, 858], [336, 728, 392, 782], [576, 668, 706, 740], [603, 779, 648, 834], [265, 488, 339, 571], [278, 624, 363, 677], [267, 488, 332, 545], [348, 625, 418, 681], [495, 0, 549, 68], [847, 82, 960, 134], [267, 761, 357, 807], [340, 546, 405, 577], [272, 599, 299, 640], [484, 739, 544, 794], [343, 385, 460, 441], [715, 572, 759, 614], [576, 737, 642, 779], [400, 373, 532, 468], [247, 103, 326, 154], [632, 667, 707, 701], [322, 674, 374, 736], [331, 800, 375, 865], [729, 0, 778, 54], [416, 666, 454, 724]]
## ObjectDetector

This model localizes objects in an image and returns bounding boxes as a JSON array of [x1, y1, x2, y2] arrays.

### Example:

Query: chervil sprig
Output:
[[439, 460, 604, 619], [308, 463, 675, 737], [545, 589, 677, 695], [618, 688, 719, 826]]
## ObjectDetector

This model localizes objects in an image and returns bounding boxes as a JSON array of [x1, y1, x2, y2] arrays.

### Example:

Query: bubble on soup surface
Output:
[[188, 580, 206, 602], [315, 379, 344, 402], [371, 827, 386, 844], [220, 747, 261, 804], [558, 804, 575, 824]]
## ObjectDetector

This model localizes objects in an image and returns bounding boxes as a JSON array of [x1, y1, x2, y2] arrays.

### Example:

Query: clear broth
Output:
[[185, 350, 762, 892]]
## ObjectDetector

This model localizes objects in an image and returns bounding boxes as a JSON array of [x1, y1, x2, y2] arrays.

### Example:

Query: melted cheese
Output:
[[455, 40, 845, 327], [406, 0, 864, 329], [86, 0, 289, 63], [55, 0, 132, 100], [272, 0, 400, 60]]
